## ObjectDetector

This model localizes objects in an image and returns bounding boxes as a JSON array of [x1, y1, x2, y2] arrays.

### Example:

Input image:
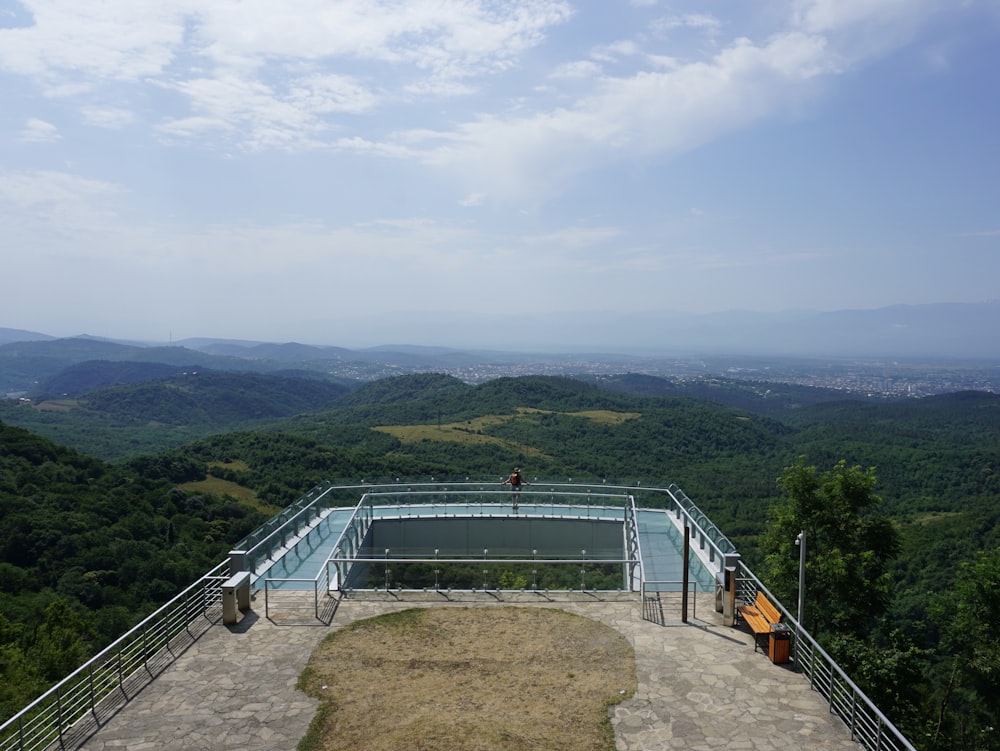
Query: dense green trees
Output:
[[927, 546, 1000, 750], [760, 459, 899, 638], [758, 457, 1000, 749], [758, 459, 924, 734], [0, 420, 269, 721]]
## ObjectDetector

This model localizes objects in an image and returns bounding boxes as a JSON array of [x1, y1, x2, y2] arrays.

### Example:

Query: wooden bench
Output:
[[737, 590, 782, 653]]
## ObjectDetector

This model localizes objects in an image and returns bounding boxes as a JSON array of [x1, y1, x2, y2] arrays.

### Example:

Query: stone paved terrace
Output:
[[75, 590, 862, 751]]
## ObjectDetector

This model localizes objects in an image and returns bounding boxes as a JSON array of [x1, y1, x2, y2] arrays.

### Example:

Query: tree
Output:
[[760, 458, 899, 639], [927, 546, 1000, 750], [29, 600, 91, 682]]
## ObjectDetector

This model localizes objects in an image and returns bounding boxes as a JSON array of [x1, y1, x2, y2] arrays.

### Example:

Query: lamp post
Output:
[[795, 531, 806, 626]]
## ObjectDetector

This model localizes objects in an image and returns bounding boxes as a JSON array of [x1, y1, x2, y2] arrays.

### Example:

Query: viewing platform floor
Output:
[[254, 504, 718, 592], [74, 592, 860, 751], [75, 592, 861, 751]]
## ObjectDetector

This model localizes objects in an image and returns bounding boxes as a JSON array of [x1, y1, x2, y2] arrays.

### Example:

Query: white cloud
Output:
[[788, 0, 949, 61], [412, 30, 837, 201], [549, 60, 602, 79], [0, 167, 483, 271], [0, 0, 948, 169], [459, 192, 485, 207], [591, 40, 643, 64], [0, 0, 573, 149], [158, 74, 335, 150], [18, 117, 60, 142], [790, 0, 934, 34], [81, 106, 135, 128], [0, 2, 186, 85], [291, 74, 378, 114], [189, 0, 572, 74], [399, 1, 965, 205], [652, 13, 722, 35], [522, 226, 623, 249], [0, 169, 125, 239]]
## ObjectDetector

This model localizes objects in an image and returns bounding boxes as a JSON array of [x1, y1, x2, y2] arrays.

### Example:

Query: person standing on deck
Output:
[[501, 467, 529, 510]]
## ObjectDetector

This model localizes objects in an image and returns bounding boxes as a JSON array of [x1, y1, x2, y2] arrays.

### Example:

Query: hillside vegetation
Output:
[[1, 371, 999, 748], [0, 421, 269, 717]]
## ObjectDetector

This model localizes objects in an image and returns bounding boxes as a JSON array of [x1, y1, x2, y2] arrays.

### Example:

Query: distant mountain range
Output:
[[334, 301, 1000, 358], [0, 332, 537, 397], [1, 301, 999, 397]]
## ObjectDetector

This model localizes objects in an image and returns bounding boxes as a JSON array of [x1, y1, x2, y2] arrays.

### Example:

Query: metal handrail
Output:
[[663, 483, 736, 561], [736, 564, 917, 751], [327, 555, 638, 594], [261, 491, 634, 618], [0, 560, 229, 751], [327, 494, 373, 596], [639, 580, 702, 620], [262, 494, 372, 620], [252, 483, 726, 618], [234, 486, 341, 571]]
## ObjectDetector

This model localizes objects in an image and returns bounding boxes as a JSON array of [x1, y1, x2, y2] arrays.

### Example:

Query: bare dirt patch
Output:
[[297, 607, 636, 751]]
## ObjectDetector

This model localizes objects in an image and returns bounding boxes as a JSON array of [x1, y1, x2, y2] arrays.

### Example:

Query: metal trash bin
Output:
[[769, 622, 791, 664]]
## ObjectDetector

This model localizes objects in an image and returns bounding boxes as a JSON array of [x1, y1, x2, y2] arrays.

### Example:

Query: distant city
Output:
[[314, 355, 1000, 399]]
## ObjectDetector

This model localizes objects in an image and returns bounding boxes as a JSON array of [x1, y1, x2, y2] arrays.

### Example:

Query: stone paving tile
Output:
[[75, 592, 862, 751]]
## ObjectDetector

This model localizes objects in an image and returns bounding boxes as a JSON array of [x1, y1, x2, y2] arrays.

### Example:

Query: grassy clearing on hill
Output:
[[371, 408, 640, 454], [34, 399, 79, 411], [373, 415, 547, 456], [516, 407, 641, 424], [179, 474, 281, 514], [297, 607, 636, 751], [565, 409, 641, 425]]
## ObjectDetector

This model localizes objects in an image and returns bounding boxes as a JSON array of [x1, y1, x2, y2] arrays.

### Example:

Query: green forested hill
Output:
[[0, 421, 270, 718], [0, 370, 856, 461], [582, 372, 860, 415], [82, 370, 350, 424], [36, 360, 185, 398], [336, 372, 469, 407], [0, 371, 354, 459]]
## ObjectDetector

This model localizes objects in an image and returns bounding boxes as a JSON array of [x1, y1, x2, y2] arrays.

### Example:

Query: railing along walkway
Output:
[[736, 565, 917, 751], [0, 562, 229, 751]]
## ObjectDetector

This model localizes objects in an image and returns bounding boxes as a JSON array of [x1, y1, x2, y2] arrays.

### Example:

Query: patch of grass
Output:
[[179, 474, 281, 514], [567, 410, 641, 425], [296, 699, 332, 751], [515, 407, 639, 425], [351, 607, 424, 631], [299, 607, 636, 751], [371, 408, 640, 453], [35, 399, 80, 412], [905, 510, 965, 526], [373, 416, 547, 457]]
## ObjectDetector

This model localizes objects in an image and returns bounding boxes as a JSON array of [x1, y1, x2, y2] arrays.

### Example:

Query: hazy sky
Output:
[[2, 0, 999, 347]]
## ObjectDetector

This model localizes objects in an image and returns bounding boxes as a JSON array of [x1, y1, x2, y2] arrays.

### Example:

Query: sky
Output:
[[2, 0, 999, 349]]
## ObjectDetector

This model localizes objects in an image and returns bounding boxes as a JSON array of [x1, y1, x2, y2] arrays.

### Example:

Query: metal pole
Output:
[[682, 525, 690, 623], [796, 530, 806, 626]]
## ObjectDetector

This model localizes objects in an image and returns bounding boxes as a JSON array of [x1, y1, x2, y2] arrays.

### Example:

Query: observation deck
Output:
[[248, 487, 721, 599], [0, 482, 917, 751]]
